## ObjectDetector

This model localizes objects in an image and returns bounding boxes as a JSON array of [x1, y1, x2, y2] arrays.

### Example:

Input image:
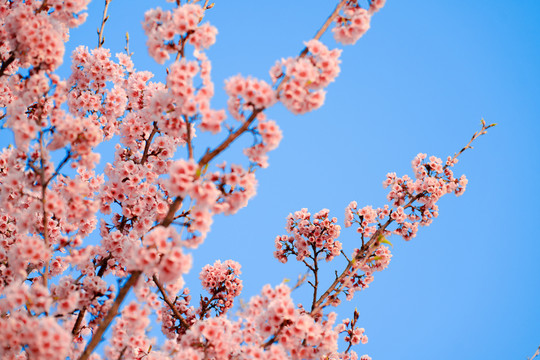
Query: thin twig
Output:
[[140, 123, 158, 165], [124, 32, 132, 56], [44, 150, 71, 187], [152, 275, 190, 329], [97, 0, 112, 49], [528, 346, 540, 360], [35, 0, 49, 13], [261, 320, 291, 349], [291, 272, 309, 291], [446, 120, 496, 168], [310, 244, 319, 312], [311, 220, 391, 313], [202, 0, 210, 12]]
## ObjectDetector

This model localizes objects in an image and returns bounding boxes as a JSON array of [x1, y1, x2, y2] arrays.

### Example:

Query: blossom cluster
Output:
[[339, 309, 368, 348], [0, 0, 90, 73], [165, 56, 226, 135], [132, 227, 192, 286], [271, 40, 342, 114], [332, 0, 387, 46], [67, 46, 129, 141], [143, 4, 217, 64], [161, 283, 366, 360], [344, 153, 468, 242], [225, 75, 276, 119], [161, 160, 258, 248], [105, 301, 154, 360], [336, 244, 393, 301], [274, 208, 342, 264], [243, 114, 283, 168], [199, 259, 243, 317]]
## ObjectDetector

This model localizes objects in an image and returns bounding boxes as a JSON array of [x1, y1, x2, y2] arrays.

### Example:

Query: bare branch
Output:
[[97, 0, 112, 49], [528, 346, 540, 360]]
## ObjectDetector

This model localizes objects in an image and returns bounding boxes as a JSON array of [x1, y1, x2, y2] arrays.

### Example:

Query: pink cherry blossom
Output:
[[0, 2, 498, 360]]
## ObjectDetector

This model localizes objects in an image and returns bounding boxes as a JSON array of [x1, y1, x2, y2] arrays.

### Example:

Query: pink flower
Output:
[[332, 5, 372, 45]]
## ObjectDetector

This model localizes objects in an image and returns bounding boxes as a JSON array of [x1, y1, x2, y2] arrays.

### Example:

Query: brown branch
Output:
[[78, 271, 142, 360], [183, 115, 193, 160], [140, 122, 158, 165], [152, 274, 190, 329], [72, 255, 113, 336], [160, 196, 184, 227], [198, 108, 262, 168], [175, 35, 189, 61], [307, 1, 347, 52], [44, 150, 71, 187], [311, 220, 392, 313], [35, 0, 49, 13], [310, 244, 319, 312], [38, 132, 50, 288], [97, 0, 112, 49], [174, 0, 211, 61], [0, 53, 15, 77], [160, 109, 260, 227], [529, 346, 540, 360], [117, 346, 127, 360], [72, 308, 86, 336], [261, 320, 291, 349], [445, 120, 496, 169]]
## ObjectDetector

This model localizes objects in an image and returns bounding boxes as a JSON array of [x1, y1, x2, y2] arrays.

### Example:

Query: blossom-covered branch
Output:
[[0, 1, 496, 359]]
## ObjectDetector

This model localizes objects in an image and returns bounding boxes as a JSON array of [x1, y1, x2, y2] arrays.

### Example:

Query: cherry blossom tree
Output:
[[0, 1, 495, 360]]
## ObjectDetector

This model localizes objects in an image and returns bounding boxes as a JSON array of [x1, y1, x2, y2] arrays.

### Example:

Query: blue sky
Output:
[[2, 1, 540, 359]]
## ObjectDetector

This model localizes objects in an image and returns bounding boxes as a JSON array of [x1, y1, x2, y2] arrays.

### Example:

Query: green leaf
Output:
[[378, 235, 393, 247]]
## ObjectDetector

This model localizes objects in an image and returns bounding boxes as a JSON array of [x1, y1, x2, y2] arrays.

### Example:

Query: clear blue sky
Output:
[[2, 1, 539, 359]]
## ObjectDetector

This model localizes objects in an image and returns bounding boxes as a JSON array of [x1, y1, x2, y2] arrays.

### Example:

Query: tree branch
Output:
[[198, 109, 262, 168], [0, 53, 15, 77], [183, 115, 193, 160], [77, 271, 142, 360], [152, 274, 190, 329], [140, 122, 158, 165], [528, 346, 540, 360], [97, 0, 112, 49]]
